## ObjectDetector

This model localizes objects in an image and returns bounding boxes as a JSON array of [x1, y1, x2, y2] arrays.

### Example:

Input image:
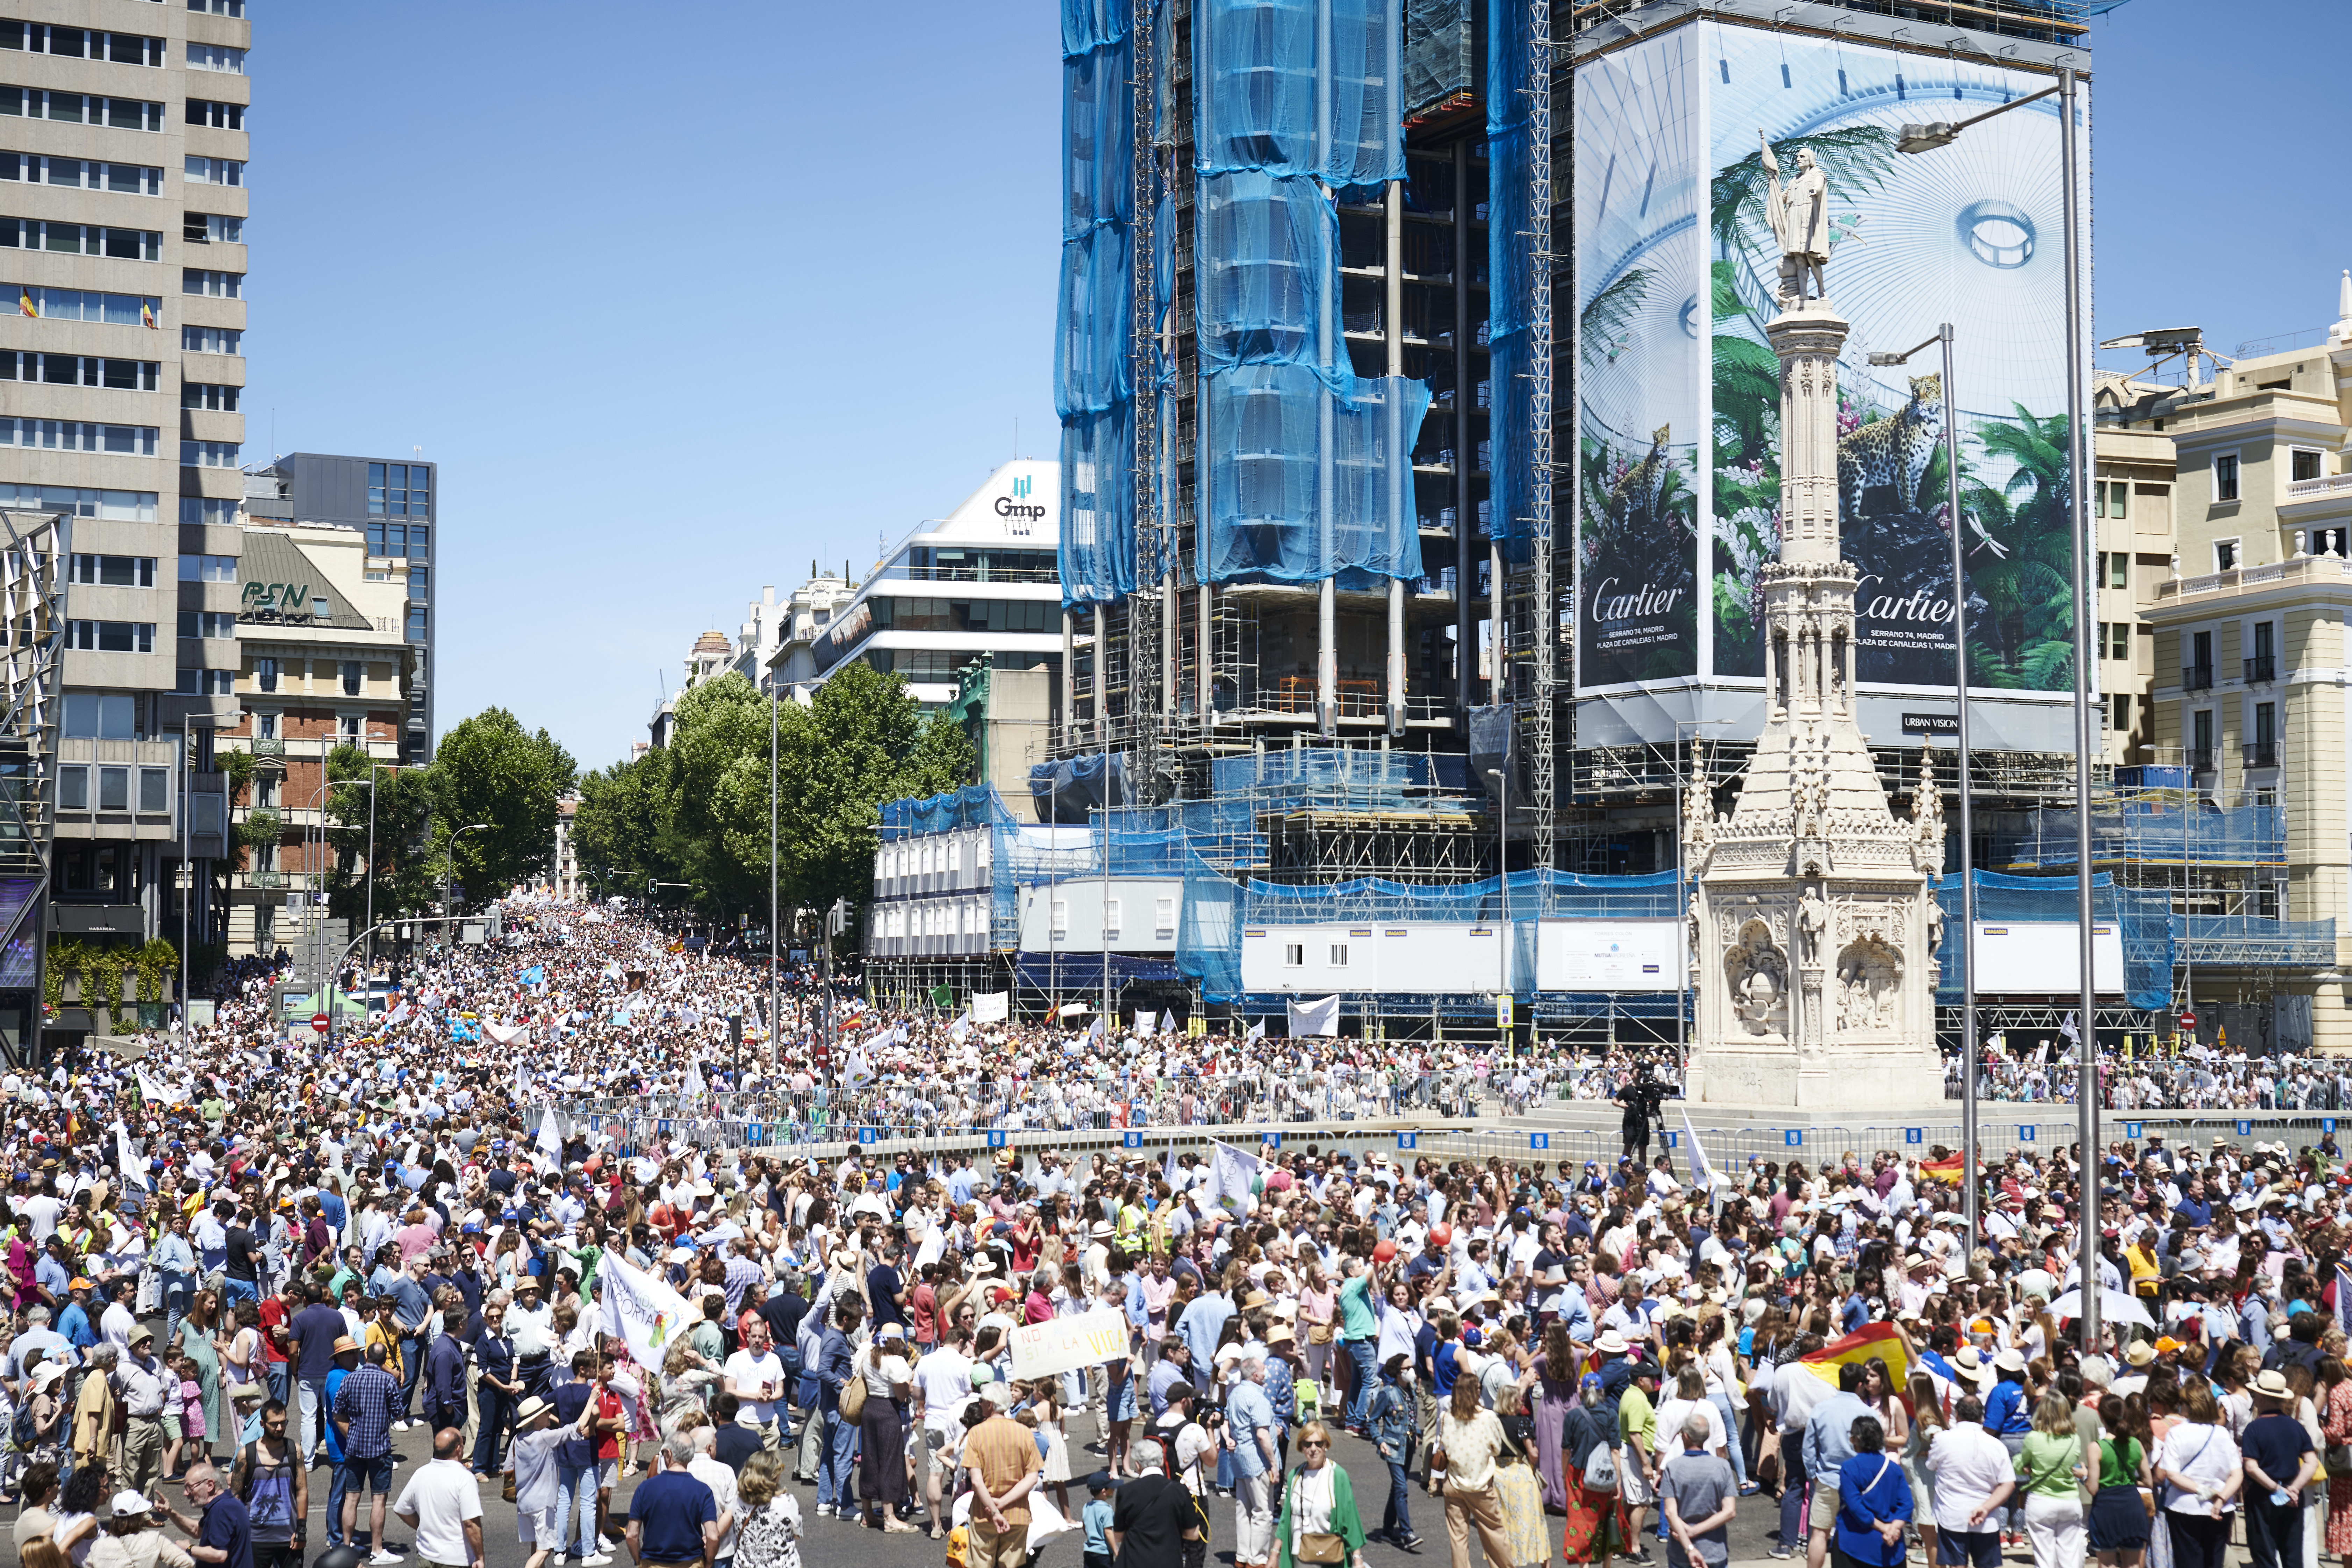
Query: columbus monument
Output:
[[1681, 136, 1948, 1108]]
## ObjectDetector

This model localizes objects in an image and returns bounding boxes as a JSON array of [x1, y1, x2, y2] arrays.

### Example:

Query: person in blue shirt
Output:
[[1802, 1362, 1874, 1566], [1834, 1414, 1914, 1568], [55, 1277, 95, 1350], [1365, 1353, 1422, 1551], [1081, 1470, 1117, 1568]]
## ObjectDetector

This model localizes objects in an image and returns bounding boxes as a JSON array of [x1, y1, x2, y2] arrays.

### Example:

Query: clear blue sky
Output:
[[250, 0, 2348, 772]]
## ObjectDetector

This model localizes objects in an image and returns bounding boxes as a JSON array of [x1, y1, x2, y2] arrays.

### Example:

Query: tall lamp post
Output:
[[1672, 718, 1734, 1069], [443, 822, 491, 916], [1900, 66, 2094, 1352], [1870, 324, 1978, 1244], [1484, 767, 1510, 1045]]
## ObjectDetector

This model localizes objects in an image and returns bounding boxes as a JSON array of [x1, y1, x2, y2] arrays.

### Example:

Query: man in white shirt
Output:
[[1924, 1394, 2017, 1568], [721, 1320, 788, 1449], [686, 1425, 741, 1566], [392, 1428, 485, 1568], [911, 1325, 975, 1532]]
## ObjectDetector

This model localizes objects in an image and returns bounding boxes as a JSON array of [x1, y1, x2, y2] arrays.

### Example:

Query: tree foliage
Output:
[[571, 664, 975, 926], [323, 743, 439, 927], [430, 707, 578, 904]]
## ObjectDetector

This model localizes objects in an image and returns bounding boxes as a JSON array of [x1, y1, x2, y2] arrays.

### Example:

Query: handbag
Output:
[[1297, 1534, 1345, 1565], [839, 1369, 867, 1420], [1308, 1323, 1335, 1345], [2326, 1442, 2352, 1480]]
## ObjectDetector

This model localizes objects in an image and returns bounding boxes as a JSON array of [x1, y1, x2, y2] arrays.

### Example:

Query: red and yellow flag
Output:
[[1794, 1321, 1911, 1391], [1918, 1152, 1966, 1185], [141, 300, 157, 329], [17, 285, 35, 318]]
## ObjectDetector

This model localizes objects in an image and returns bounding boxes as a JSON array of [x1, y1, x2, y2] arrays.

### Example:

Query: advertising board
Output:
[[1535, 918, 1684, 991]]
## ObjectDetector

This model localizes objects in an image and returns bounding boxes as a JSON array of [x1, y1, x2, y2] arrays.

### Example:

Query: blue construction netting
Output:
[[1996, 792, 2286, 870], [1177, 854, 1243, 1000], [1028, 752, 1128, 824], [1484, 0, 1535, 555], [1057, 1, 1138, 608], [1931, 870, 2173, 1014], [878, 784, 1019, 841], [1192, 0, 1423, 592]]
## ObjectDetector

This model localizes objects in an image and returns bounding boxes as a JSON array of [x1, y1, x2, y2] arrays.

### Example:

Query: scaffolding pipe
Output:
[[1387, 176, 1407, 735], [1092, 605, 1107, 746]]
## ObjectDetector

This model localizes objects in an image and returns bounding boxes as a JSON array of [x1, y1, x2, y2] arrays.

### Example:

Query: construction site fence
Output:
[[548, 1105, 2352, 1172]]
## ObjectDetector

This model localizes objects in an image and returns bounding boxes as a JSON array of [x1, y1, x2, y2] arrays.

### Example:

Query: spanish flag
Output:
[[1918, 1152, 1967, 1185], [141, 300, 156, 329], [1793, 1321, 1912, 1392], [17, 285, 34, 318]]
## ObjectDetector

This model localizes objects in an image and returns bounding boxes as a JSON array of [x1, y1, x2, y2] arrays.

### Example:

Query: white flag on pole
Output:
[[1287, 995, 1340, 1037], [679, 1060, 707, 1106], [536, 1107, 565, 1173], [598, 1248, 696, 1369], [1206, 1139, 1263, 1215], [115, 1120, 148, 1189], [1681, 1106, 1726, 1194]]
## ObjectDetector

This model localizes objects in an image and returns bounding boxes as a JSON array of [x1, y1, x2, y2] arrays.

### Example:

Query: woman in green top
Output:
[[2015, 1392, 2088, 1568], [176, 1286, 225, 1465], [2086, 1392, 2154, 1563]]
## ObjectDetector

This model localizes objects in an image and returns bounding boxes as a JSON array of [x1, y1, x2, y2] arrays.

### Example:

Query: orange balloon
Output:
[[1429, 1222, 1453, 1247], [1372, 1239, 1399, 1265]]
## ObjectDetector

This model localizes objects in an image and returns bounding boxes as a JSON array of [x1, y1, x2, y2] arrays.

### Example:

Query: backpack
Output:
[[11, 1394, 36, 1450], [1583, 1441, 1620, 1492]]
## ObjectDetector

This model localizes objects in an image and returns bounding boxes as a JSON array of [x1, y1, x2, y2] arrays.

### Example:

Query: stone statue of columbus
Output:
[[1760, 131, 1830, 306]]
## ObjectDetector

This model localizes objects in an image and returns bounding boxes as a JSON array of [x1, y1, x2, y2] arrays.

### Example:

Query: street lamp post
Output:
[[444, 822, 492, 915], [1871, 324, 1978, 1243], [1900, 66, 2095, 1353], [1484, 767, 1509, 1046], [768, 676, 778, 1066]]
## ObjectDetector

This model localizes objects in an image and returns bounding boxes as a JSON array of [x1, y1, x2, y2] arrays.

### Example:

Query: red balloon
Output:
[[1429, 1222, 1453, 1247], [1373, 1238, 1399, 1265]]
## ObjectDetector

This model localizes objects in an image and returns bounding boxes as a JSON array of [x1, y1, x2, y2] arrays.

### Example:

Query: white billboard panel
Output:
[[1972, 921, 2123, 995], [1536, 919, 1684, 991]]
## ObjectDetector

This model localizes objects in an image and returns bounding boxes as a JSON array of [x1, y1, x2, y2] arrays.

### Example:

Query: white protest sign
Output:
[[599, 1249, 697, 1371], [1006, 1306, 1131, 1381]]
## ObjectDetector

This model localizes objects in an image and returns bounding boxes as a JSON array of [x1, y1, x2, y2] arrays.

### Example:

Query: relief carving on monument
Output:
[[1834, 934, 1904, 1032], [1727, 919, 1790, 1038]]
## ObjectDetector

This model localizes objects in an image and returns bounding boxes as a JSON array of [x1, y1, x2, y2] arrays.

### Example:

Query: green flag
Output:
[[930, 984, 954, 1008]]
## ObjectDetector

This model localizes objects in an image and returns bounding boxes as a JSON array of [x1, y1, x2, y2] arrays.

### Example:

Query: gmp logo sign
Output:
[[994, 470, 1046, 532]]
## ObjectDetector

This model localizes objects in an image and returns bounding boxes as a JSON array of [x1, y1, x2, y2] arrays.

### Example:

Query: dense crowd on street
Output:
[[0, 901, 2351, 1568]]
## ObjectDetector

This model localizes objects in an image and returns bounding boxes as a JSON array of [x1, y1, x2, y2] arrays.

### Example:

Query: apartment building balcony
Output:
[[2243, 742, 2279, 769], [2182, 664, 2214, 691], [2187, 748, 2217, 774], [2244, 654, 2276, 683]]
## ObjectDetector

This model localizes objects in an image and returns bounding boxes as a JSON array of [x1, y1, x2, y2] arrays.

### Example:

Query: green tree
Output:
[[323, 744, 438, 927], [430, 707, 578, 904], [572, 750, 677, 901]]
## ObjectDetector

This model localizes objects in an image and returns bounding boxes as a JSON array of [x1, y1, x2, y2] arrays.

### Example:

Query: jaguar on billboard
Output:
[[1573, 19, 2087, 719]]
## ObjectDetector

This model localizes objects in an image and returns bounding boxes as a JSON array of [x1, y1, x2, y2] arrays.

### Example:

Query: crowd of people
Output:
[[0, 901, 2348, 1568], [1958, 1051, 2352, 1114]]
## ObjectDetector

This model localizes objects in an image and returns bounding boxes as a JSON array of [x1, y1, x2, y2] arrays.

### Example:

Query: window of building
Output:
[[1105, 898, 1121, 938], [0, 482, 154, 519], [2094, 480, 2129, 518], [407, 567, 428, 594], [2252, 701, 2278, 767], [57, 765, 84, 810], [250, 770, 273, 805], [1284, 942, 1304, 968], [339, 714, 360, 739], [180, 440, 239, 468], [2252, 619, 2276, 682], [185, 98, 243, 129], [188, 0, 245, 18], [179, 556, 240, 584], [2111, 693, 2131, 732], [68, 555, 156, 587], [4, 422, 157, 457], [367, 462, 430, 518], [184, 213, 242, 245], [0, 354, 160, 391], [179, 498, 238, 526], [139, 767, 167, 812], [174, 667, 232, 695], [68, 621, 154, 653], [186, 42, 244, 73], [94, 766, 128, 811], [364, 521, 432, 558], [5, 284, 162, 323], [180, 382, 238, 412], [1050, 898, 1068, 936], [253, 711, 275, 739], [2108, 553, 2128, 589], [178, 611, 233, 639], [180, 325, 240, 355], [180, 268, 240, 298], [1329, 942, 1349, 967], [2192, 708, 2214, 768], [405, 606, 426, 643], [2214, 539, 2239, 572], [0, 89, 166, 131], [0, 154, 163, 195], [182, 156, 242, 188], [1156, 896, 1176, 938], [251, 656, 276, 692], [62, 693, 137, 739], [248, 838, 273, 871], [336, 661, 361, 696], [2215, 454, 2239, 503], [0, 221, 164, 260], [2291, 448, 2323, 482], [0, 25, 166, 65]]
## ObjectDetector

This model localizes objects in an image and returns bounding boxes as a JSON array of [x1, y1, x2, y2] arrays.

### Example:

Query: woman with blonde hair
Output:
[[1437, 1362, 1519, 1568]]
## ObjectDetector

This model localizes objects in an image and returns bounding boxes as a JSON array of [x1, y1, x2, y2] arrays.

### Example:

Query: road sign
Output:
[[1396, 1131, 1418, 1150], [859, 1127, 880, 1145], [746, 1122, 765, 1145], [2124, 1121, 2144, 1139], [2179, 1012, 2197, 1031], [1124, 1131, 1144, 1149], [1530, 1133, 1550, 1151], [986, 1130, 1008, 1149], [2019, 1125, 2037, 1142], [1784, 1130, 1802, 1147], [1903, 1128, 1923, 1145], [311, 1013, 329, 1034]]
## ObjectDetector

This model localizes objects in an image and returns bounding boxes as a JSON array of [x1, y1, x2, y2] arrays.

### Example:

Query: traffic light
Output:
[[827, 897, 850, 936]]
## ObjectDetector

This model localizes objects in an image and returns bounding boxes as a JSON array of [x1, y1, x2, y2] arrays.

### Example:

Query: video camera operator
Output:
[[1615, 1058, 1672, 1163]]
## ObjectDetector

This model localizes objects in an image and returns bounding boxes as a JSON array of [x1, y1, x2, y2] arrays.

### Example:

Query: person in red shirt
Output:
[[907, 1264, 939, 1352], [258, 1279, 297, 1395], [593, 1353, 628, 1546]]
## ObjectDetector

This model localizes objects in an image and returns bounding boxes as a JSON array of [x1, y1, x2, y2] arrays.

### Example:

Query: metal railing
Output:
[[2187, 748, 2216, 774], [2183, 664, 2213, 691], [2244, 654, 2276, 683], [2243, 742, 2278, 769]]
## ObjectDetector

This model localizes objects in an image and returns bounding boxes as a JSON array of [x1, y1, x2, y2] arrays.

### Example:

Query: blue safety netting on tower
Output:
[[1483, 0, 1534, 556], [1058, 1, 1138, 606], [1931, 870, 2174, 1014], [1193, 0, 1429, 590]]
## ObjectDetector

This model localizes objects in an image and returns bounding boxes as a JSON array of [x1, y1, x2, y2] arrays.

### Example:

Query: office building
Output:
[[211, 522, 413, 956], [0, 0, 249, 1032], [248, 452, 436, 762]]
